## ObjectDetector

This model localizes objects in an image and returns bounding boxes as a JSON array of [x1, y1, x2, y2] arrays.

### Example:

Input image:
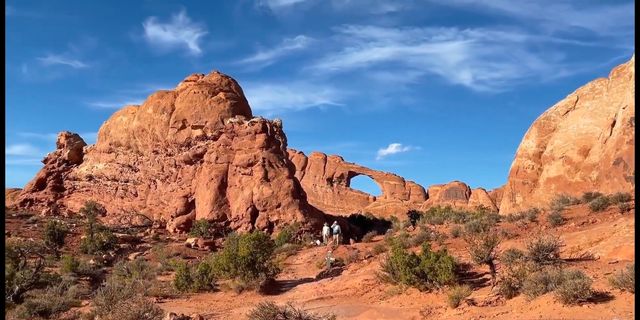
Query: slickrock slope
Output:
[[500, 56, 635, 214], [420, 181, 499, 212], [288, 150, 427, 217], [13, 72, 324, 233]]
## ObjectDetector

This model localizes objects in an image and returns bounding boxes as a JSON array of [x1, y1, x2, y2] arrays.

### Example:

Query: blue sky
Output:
[[5, 0, 635, 195]]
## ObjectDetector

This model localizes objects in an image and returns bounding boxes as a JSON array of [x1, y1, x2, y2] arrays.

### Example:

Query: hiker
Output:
[[322, 222, 330, 244], [331, 221, 341, 246]]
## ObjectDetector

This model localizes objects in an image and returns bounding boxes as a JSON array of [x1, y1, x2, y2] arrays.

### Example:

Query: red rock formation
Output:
[[13, 71, 323, 233], [287, 149, 427, 217], [420, 181, 498, 212], [500, 56, 635, 214], [487, 186, 504, 208]]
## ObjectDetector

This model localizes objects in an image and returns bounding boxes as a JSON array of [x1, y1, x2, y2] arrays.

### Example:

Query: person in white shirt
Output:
[[322, 222, 330, 244]]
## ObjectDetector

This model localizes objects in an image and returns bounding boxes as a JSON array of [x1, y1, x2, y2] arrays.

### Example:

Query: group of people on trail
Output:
[[322, 221, 341, 246]]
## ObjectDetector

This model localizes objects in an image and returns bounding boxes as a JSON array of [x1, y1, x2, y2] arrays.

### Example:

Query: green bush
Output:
[[608, 263, 634, 293], [547, 211, 565, 227], [173, 261, 193, 292], [526, 235, 561, 266], [588, 195, 611, 212], [500, 248, 527, 268], [581, 192, 603, 203], [189, 219, 213, 238], [14, 281, 81, 319], [192, 261, 217, 292], [554, 269, 594, 305], [43, 220, 68, 256], [609, 192, 632, 204], [79, 201, 117, 255], [408, 229, 431, 248], [450, 226, 462, 238], [93, 278, 164, 320], [361, 231, 377, 243], [463, 219, 492, 235], [60, 254, 99, 279], [5, 239, 47, 303], [209, 231, 280, 283], [550, 194, 580, 211], [465, 231, 500, 286], [522, 268, 564, 299], [113, 258, 156, 283], [274, 223, 300, 247], [447, 285, 472, 309], [386, 231, 410, 249], [379, 241, 456, 291], [247, 301, 336, 320], [498, 248, 531, 299]]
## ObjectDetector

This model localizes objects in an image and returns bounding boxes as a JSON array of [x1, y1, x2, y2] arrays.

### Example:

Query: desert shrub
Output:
[[526, 235, 561, 266], [372, 243, 387, 255], [191, 261, 217, 292], [609, 263, 635, 293], [547, 211, 565, 227], [450, 226, 462, 238], [550, 194, 580, 211], [618, 202, 632, 213], [189, 219, 213, 238], [464, 219, 492, 235], [275, 223, 300, 247], [93, 278, 164, 320], [209, 231, 280, 283], [60, 255, 99, 280], [151, 245, 178, 272], [173, 261, 193, 292], [554, 269, 594, 305], [344, 251, 359, 265], [581, 191, 603, 203], [5, 239, 48, 303], [498, 276, 522, 299], [609, 192, 632, 204], [386, 231, 410, 249], [447, 285, 472, 309], [465, 231, 500, 286], [14, 281, 81, 319], [79, 202, 117, 255], [505, 212, 526, 223], [408, 229, 431, 248], [525, 208, 540, 222], [113, 258, 156, 284], [522, 268, 564, 299], [498, 228, 516, 240], [500, 248, 526, 268], [361, 231, 377, 243], [43, 220, 68, 257], [498, 248, 530, 299], [248, 301, 337, 320], [588, 195, 611, 212], [389, 215, 408, 231], [379, 241, 456, 290]]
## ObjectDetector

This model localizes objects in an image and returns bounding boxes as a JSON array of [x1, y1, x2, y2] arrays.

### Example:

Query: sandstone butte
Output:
[[499, 55, 635, 214], [7, 55, 635, 232]]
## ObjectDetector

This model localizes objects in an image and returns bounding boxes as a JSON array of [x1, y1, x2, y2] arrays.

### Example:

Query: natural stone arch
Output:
[[346, 171, 383, 197]]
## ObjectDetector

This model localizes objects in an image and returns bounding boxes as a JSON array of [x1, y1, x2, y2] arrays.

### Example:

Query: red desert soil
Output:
[[154, 202, 635, 320]]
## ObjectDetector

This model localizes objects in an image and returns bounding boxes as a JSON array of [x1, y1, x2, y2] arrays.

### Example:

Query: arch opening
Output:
[[348, 174, 382, 196]]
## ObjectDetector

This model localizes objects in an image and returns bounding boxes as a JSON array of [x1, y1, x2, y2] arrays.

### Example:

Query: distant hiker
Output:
[[331, 221, 341, 246], [322, 222, 330, 244]]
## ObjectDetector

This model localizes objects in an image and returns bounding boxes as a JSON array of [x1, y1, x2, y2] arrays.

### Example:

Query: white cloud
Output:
[[142, 9, 207, 55], [88, 100, 144, 109], [237, 35, 313, 69], [243, 82, 344, 115], [308, 25, 611, 91], [260, 0, 312, 10], [6, 144, 41, 156], [37, 54, 89, 69], [376, 143, 415, 160]]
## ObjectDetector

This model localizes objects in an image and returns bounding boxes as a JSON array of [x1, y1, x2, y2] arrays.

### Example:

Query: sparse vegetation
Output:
[[408, 229, 431, 247], [372, 243, 387, 255], [588, 195, 611, 212], [247, 301, 337, 320], [189, 219, 214, 238], [618, 202, 632, 213], [43, 220, 68, 257], [465, 230, 500, 286], [554, 269, 594, 305], [550, 194, 580, 211], [275, 223, 301, 247], [173, 261, 194, 292], [450, 225, 462, 238], [79, 201, 117, 255], [522, 268, 564, 299], [526, 235, 561, 266], [93, 278, 164, 320], [498, 248, 530, 299], [13, 281, 82, 319], [379, 241, 456, 291], [581, 191, 603, 203], [447, 285, 472, 309], [609, 263, 635, 293], [547, 211, 565, 227], [5, 239, 48, 303], [609, 192, 632, 204]]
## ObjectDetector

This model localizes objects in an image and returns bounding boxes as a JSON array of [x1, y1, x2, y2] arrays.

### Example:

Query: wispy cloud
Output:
[[37, 54, 89, 69], [237, 35, 313, 69], [243, 81, 345, 115], [87, 83, 172, 110], [87, 100, 144, 109], [259, 0, 313, 10], [142, 9, 207, 55], [307, 25, 618, 91], [6, 143, 41, 156], [376, 143, 416, 160]]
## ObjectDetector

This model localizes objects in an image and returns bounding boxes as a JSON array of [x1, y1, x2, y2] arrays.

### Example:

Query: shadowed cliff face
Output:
[[500, 55, 635, 214]]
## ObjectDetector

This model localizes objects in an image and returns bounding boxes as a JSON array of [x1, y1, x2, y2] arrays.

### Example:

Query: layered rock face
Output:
[[420, 181, 498, 212], [288, 150, 427, 217], [14, 72, 324, 233], [500, 56, 635, 214]]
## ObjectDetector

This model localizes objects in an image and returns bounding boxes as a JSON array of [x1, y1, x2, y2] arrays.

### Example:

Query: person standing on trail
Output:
[[331, 221, 341, 246], [322, 222, 331, 244]]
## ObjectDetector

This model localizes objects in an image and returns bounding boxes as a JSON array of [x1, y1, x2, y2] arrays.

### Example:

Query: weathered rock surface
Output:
[[420, 181, 498, 212], [287, 149, 427, 217], [500, 56, 635, 214], [13, 71, 324, 233], [5, 188, 22, 207]]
